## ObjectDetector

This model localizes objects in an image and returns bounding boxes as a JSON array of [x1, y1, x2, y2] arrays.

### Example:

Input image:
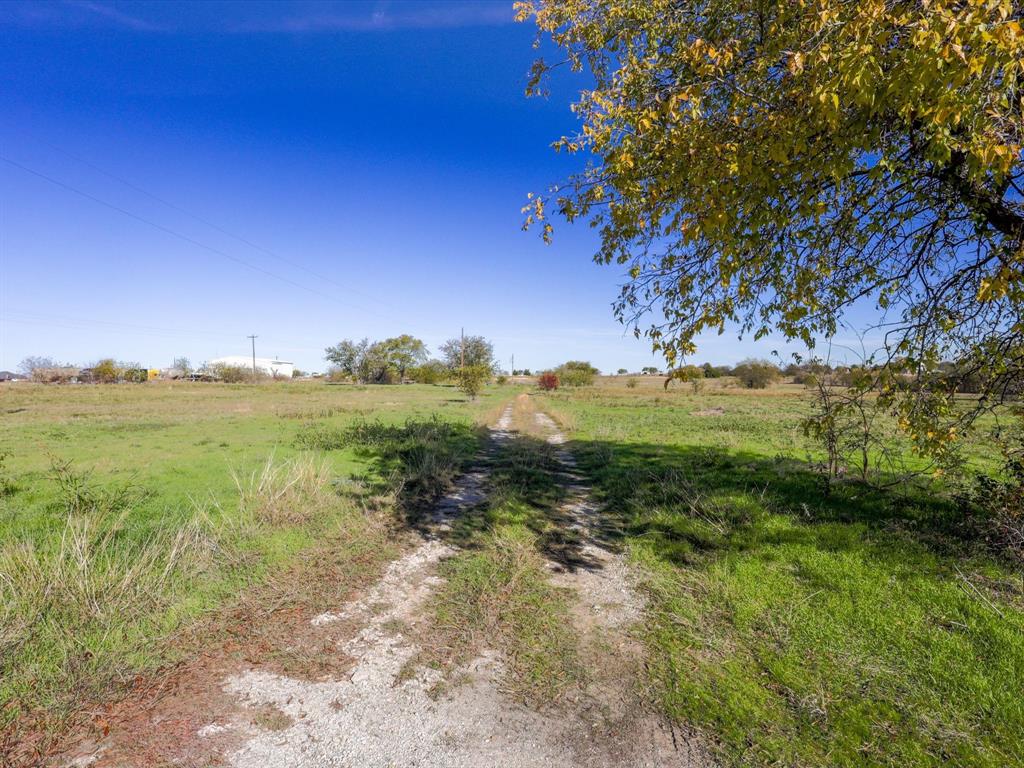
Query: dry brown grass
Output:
[[232, 454, 335, 526]]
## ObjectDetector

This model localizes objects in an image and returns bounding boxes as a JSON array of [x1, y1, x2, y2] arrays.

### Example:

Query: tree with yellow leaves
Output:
[[519, 0, 1023, 457]]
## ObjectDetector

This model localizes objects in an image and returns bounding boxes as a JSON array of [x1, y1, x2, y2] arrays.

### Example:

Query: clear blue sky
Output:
[[0, 0, 804, 374]]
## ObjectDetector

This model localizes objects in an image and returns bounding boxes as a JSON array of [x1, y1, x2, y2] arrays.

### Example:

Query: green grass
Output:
[[431, 525, 581, 703], [0, 380, 516, 739], [4, 376, 1022, 767], [538, 379, 1024, 767], [426, 422, 582, 704]]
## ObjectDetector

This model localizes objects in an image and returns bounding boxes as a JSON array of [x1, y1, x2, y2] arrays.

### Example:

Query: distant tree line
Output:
[[323, 333, 497, 397]]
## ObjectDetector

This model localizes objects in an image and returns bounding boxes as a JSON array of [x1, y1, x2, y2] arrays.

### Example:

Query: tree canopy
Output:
[[554, 360, 600, 386], [324, 335, 428, 384], [439, 335, 496, 371], [519, 0, 1023, 453]]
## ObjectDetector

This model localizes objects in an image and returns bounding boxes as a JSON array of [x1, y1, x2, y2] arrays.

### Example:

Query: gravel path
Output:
[[113, 401, 711, 768]]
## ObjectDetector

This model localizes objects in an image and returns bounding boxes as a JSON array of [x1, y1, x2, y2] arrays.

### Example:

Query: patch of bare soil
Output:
[[55, 402, 711, 768]]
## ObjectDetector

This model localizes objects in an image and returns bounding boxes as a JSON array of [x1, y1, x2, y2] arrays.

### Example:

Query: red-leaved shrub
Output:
[[538, 372, 559, 391]]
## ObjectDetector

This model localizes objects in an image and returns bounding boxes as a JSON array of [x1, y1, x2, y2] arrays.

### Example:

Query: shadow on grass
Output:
[[335, 416, 1024, 767], [336, 413, 983, 577]]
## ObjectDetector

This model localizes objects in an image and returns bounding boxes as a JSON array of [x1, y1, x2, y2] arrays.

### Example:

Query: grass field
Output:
[[2, 376, 1022, 767], [0, 380, 510, 743], [540, 377, 1024, 767]]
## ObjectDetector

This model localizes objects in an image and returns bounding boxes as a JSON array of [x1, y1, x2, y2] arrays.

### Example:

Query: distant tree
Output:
[[641, 366, 660, 376], [457, 364, 491, 400], [440, 335, 495, 371], [19, 356, 56, 375], [732, 359, 781, 389], [21, 357, 79, 383], [173, 357, 192, 376], [91, 359, 121, 384], [292, 368, 305, 378], [324, 338, 369, 380], [554, 360, 599, 387], [376, 334, 428, 380], [701, 363, 716, 378], [120, 363, 148, 383], [667, 364, 705, 392], [324, 335, 427, 383], [538, 372, 559, 391], [617, 368, 628, 375]]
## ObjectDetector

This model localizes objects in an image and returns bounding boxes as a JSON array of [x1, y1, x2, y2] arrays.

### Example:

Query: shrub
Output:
[[668, 364, 705, 393], [30, 366, 79, 384], [409, 360, 448, 385], [496, 374, 509, 385], [617, 368, 628, 375], [122, 367, 148, 383], [209, 363, 252, 383], [294, 423, 347, 451], [625, 377, 637, 389], [958, 429, 1024, 563], [732, 359, 781, 389], [554, 360, 598, 387], [91, 358, 122, 383], [457, 364, 491, 400], [538, 372, 559, 391]]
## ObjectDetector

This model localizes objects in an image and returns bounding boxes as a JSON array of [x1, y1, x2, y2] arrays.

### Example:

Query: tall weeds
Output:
[[0, 453, 362, 735], [232, 454, 335, 526]]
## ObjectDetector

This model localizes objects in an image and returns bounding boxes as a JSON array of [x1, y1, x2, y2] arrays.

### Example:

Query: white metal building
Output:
[[209, 356, 294, 379]]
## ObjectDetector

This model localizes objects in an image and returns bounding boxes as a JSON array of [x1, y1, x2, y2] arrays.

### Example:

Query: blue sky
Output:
[[0, 0, 804, 374]]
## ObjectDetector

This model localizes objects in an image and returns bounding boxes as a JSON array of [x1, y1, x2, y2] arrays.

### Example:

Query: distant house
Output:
[[0, 371, 26, 382], [208, 356, 294, 379]]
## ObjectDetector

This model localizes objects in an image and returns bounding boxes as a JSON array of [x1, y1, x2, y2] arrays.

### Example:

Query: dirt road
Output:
[[66, 399, 709, 768]]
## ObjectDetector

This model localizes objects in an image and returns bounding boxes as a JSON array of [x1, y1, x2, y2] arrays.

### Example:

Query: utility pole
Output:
[[511, 354, 514, 376], [247, 335, 258, 383], [460, 327, 465, 372]]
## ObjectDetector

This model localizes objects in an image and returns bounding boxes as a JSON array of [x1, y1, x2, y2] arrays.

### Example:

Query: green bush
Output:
[[554, 360, 598, 387], [409, 360, 448, 385], [209, 363, 252, 383], [457, 364, 491, 400], [294, 423, 347, 451], [91, 359, 121, 384], [732, 359, 781, 389]]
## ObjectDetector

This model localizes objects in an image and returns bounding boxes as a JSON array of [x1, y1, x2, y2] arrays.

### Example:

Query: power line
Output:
[[0, 155, 386, 318], [39, 141, 392, 310]]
